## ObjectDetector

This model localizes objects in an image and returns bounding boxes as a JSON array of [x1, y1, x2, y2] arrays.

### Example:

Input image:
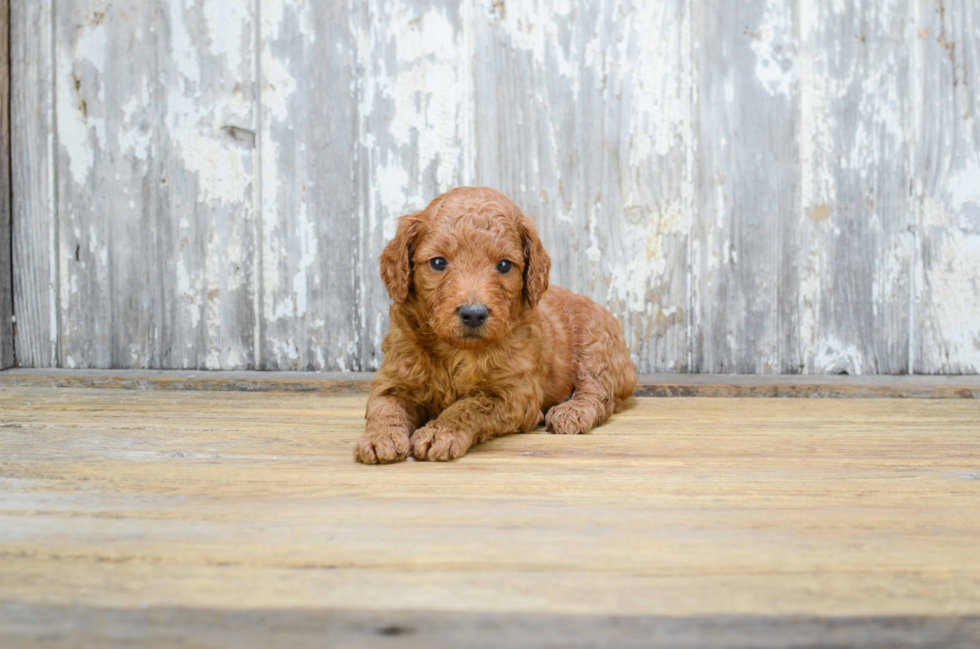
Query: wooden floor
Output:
[[1, 385, 979, 647]]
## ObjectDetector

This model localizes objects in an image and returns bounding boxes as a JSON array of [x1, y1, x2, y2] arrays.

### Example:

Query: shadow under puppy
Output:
[[355, 187, 637, 463]]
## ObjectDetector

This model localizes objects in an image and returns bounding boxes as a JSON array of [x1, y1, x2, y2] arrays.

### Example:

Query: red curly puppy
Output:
[[354, 187, 637, 463]]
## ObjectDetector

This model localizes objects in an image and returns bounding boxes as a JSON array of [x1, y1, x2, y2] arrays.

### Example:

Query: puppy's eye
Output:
[[496, 260, 512, 274], [429, 257, 447, 272]]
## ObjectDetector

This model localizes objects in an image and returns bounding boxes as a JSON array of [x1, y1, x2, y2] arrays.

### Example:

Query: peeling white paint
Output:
[[585, 197, 602, 264], [376, 161, 411, 240], [226, 347, 245, 370], [203, 1, 250, 74], [607, 198, 687, 314], [165, 4, 252, 207], [179, 132, 250, 206], [259, 52, 296, 121], [176, 256, 202, 330], [73, 20, 107, 81], [57, 22, 107, 185], [625, 2, 687, 167], [359, 0, 472, 233], [750, 1, 797, 98], [918, 197, 980, 371], [118, 87, 152, 160], [24, 0, 978, 374], [799, 30, 837, 211], [88, 225, 107, 267], [813, 335, 865, 375], [496, 0, 578, 94], [168, 3, 200, 87], [293, 202, 317, 318], [947, 158, 980, 229], [796, 0, 914, 374]]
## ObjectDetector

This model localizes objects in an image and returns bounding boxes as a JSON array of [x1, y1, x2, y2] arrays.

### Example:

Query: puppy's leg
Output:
[[545, 376, 615, 435], [546, 322, 635, 435], [412, 388, 542, 461], [355, 395, 417, 464]]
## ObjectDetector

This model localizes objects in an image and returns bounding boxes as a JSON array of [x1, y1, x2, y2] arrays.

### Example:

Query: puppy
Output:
[[354, 187, 637, 463]]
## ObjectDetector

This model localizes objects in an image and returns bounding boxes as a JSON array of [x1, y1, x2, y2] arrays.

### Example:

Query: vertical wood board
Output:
[[797, 0, 913, 375], [692, 0, 800, 373], [472, 0, 692, 372], [53, 0, 258, 369], [259, 0, 360, 371], [353, 0, 475, 371], [913, 0, 980, 374], [11, 0, 57, 368], [0, 0, 11, 369]]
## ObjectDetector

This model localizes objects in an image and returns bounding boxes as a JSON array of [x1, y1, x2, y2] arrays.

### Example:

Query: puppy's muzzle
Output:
[[458, 304, 489, 328]]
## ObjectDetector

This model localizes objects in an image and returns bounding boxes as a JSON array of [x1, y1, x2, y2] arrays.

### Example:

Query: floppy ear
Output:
[[517, 210, 551, 307], [379, 212, 423, 303]]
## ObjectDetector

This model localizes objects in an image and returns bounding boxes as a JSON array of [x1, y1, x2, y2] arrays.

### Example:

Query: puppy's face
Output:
[[380, 188, 551, 350], [413, 213, 526, 348]]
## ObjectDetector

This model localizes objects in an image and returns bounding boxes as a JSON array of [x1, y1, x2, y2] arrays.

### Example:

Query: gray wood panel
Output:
[[259, 0, 360, 371], [914, 0, 980, 374], [11, 0, 57, 368], [259, 0, 473, 371], [4, 604, 979, 649], [52, 0, 258, 369], [353, 0, 475, 371], [8, 0, 980, 374], [692, 0, 800, 373], [472, 0, 692, 372], [797, 0, 913, 375], [0, 0, 11, 369]]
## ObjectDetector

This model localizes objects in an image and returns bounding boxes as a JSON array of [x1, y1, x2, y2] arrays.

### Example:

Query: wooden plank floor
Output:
[[1, 386, 979, 647]]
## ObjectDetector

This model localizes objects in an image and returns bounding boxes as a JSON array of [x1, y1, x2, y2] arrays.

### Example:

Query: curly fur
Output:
[[354, 187, 637, 463]]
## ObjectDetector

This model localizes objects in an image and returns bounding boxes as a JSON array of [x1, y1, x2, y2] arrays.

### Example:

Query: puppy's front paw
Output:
[[354, 429, 410, 464], [545, 402, 593, 435], [411, 423, 472, 461]]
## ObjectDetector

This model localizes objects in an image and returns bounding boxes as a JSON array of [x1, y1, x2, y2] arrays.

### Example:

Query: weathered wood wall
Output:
[[0, 0, 11, 369], [10, 0, 980, 374]]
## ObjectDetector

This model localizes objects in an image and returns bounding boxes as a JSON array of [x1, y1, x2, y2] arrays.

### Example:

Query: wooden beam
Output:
[[3, 604, 978, 649], [0, 368, 376, 394], [0, 368, 979, 398], [0, 0, 11, 369], [9, 0, 55, 367]]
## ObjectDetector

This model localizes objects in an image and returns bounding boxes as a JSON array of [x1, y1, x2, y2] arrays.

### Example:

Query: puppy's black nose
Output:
[[458, 304, 489, 328]]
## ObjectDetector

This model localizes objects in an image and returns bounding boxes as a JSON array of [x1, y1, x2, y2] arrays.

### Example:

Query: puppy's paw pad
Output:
[[354, 430, 410, 464], [545, 403, 592, 435], [411, 424, 470, 461]]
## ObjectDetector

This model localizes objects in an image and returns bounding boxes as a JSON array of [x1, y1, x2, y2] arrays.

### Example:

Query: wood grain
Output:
[[0, 368, 376, 393], [692, 0, 800, 373], [2, 368, 979, 398], [473, 0, 692, 372], [10, 0, 56, 367], [3, 605, 978, 649], [0, 387, 979, 646], [259, 0, 361, 371], [913, 0, 980, 373], [9, 0, 980, 374], [354, 0, 477, 372], [0, 0, 11, 369], [53, 1, 258, 370], [798, 0, 913, 374]]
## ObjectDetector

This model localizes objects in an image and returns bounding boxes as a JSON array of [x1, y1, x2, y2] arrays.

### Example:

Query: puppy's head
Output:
[[380, 187, 551, 349]]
